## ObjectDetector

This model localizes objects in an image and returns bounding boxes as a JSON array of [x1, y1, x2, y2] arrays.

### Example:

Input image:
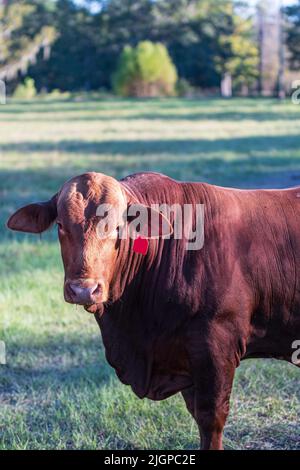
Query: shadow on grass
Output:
[[1, 134, 300, 156], [0, 155, 299, 205], [0, 332, 126, 449], [0, 333, 112, 396], [225, 422, 300, 450], [2, 132, 300, 242], [1, 146, 300, 221], [2, 111, 300, 123], [82, 110, 300, 122]]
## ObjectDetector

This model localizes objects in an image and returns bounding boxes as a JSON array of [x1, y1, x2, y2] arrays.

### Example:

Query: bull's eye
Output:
[[57, 222, 66, 235]]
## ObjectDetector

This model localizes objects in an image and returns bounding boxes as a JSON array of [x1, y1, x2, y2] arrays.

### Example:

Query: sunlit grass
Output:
[[0, 97, 299, 449]]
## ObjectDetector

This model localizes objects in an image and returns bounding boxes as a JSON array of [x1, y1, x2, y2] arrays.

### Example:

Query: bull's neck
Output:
[[109, 234, 162, 307], [108, 178, 215, 310]]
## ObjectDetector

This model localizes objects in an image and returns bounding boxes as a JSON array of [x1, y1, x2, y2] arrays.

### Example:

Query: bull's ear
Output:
[[7, 195, 57, 234], [127, 203, 173, 238]]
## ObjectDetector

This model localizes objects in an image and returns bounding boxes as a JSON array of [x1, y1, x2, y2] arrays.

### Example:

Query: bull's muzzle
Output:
[[65, 279, 104, 306]]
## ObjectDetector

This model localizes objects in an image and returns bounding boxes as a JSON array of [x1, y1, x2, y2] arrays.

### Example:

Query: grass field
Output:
[[0, 97, 300, 450]]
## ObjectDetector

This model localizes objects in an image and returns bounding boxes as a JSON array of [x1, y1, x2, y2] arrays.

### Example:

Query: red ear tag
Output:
[[133, 236, 149, 255]]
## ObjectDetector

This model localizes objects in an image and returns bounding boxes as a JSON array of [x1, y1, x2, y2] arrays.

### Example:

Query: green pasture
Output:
[[0, 97, 299, 449]]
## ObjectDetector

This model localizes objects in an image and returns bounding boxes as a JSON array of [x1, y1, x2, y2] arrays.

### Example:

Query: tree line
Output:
[[0, 0, 300, 97]]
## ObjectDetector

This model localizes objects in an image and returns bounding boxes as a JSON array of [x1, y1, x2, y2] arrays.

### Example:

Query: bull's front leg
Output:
[[182, 361, 235, 450]]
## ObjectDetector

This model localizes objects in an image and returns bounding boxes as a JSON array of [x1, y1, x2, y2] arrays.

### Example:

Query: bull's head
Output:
[[7, 172, 172, 313]]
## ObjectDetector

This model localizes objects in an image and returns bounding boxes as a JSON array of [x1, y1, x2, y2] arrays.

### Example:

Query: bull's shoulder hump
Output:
[[120, 173, 300, 202], [120, 171, 177, 185], [120, 172, 181, 198]]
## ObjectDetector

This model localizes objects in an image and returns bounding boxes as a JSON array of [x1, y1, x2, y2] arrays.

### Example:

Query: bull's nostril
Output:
[[91, 284, 100, 295], [92, 284, 102, 295]]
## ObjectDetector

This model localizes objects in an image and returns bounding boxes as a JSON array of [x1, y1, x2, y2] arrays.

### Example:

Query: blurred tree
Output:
[[154, 0, 258, 93], [83, 0, 258, 93], [94, 0, 160, 89], [156, 0, 221, 89], [257, 0, 284, 96], [0, 0, 56, 83], [112, 40, 177, 97], [30, 0, 101, 91], [13, 76, 37, 99], [285, 0, 300, 70], [215, 2, 259, 94], [2, 0, 261, 95]]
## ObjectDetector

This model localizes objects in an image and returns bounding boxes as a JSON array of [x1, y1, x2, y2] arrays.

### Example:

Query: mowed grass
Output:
[[0, 96, 300, 450]]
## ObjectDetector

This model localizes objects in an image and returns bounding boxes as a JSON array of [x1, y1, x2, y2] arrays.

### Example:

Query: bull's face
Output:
[[56, 173, 127, 309], [7, 172, 172, 313], [7, 173, 127, 310]]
